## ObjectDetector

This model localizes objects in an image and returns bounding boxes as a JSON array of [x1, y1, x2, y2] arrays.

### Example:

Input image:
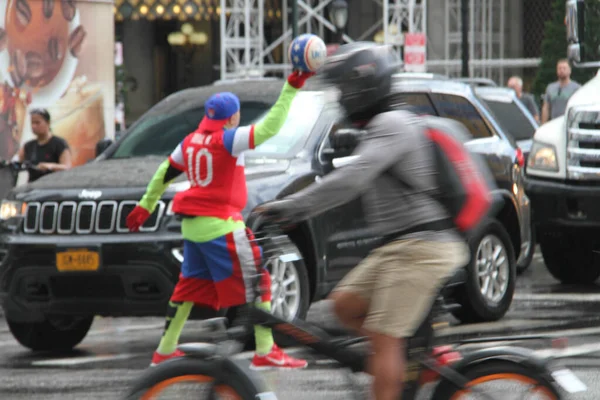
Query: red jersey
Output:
[[168, 125, 256, 220]]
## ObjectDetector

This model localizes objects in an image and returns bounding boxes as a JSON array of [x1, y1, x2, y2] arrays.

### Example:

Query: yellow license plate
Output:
[[56, 249, 100, 272]]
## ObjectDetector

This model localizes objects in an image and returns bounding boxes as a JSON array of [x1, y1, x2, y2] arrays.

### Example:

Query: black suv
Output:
[[0, 78, 530, 351]]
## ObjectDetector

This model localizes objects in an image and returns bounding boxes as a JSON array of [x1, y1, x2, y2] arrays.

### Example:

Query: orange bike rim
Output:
[[449, 373, 558, 399], [141, 374, 242, 400]]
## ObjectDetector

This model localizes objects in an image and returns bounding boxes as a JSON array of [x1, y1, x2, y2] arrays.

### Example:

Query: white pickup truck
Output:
[[525, 0, 600, 284]]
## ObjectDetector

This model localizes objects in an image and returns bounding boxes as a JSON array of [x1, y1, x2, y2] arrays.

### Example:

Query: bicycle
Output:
[[125, 222, 587, 399]]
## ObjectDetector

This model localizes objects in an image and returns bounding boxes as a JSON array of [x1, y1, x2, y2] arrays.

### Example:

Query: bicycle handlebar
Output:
[[0, 160, 39, 171]]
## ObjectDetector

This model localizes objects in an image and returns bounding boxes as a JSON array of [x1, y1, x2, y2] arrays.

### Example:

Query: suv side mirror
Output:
[[566, 0, 600, 67], [95, 138, 114, 158]]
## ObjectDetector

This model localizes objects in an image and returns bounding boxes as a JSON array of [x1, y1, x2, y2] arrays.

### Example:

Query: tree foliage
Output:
[[532, 0, 600, 98]]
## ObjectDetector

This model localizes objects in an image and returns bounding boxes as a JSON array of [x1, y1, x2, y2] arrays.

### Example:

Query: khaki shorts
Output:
[[332, 238, 470, 338]]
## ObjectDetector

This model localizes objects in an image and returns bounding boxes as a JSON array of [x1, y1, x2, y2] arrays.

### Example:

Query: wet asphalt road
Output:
[[3, 247, 600, 399]]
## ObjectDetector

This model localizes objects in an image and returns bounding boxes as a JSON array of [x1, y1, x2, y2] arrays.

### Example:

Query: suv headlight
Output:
[[527, 141, 558, 172], [0, 200, 26, 221]]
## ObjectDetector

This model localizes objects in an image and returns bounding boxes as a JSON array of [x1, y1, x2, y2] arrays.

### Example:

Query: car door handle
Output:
[[315, 176, 322, 183]]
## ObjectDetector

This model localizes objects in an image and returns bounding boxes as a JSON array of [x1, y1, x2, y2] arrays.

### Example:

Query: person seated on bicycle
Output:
[[125, 71, 313, 369], [256, 43, 470, 400], [15, 108, 72, 182]]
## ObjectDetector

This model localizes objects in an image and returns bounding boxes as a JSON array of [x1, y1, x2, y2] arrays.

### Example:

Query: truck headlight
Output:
[[527, 141, 558, 172], [0, 200, 26, 221]]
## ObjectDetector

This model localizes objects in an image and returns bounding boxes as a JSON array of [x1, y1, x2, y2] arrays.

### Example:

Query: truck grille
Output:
[[567, 107, 600, 180], [23, 200, 167, 235]]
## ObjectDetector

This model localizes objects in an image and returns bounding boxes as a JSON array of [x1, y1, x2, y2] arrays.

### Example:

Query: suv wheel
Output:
[[225, 233, 310, 347], [452, 219, 516, 323], [7, 315, 94, 351], [264, 245, 309, 321]]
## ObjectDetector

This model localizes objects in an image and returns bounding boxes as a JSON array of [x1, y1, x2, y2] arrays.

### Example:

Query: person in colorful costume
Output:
[[126, 71, 313, 369]]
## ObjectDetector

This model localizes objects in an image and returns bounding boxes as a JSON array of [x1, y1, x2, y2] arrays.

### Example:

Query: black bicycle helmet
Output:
[[318, 42, 402, 118]]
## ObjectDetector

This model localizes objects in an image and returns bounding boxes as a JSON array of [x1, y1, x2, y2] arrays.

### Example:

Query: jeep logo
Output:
[[78, 190, 102, 200]]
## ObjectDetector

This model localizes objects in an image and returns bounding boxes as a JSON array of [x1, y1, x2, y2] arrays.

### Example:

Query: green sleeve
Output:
[[253, 82, 299, 146], [139, 159, 173, 212]]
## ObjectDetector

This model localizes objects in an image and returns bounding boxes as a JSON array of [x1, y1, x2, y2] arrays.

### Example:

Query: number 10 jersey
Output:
[[168, 125, 256, 221]]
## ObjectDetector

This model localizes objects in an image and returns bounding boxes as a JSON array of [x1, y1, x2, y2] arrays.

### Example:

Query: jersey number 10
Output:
[[186, 147, 213, 187]]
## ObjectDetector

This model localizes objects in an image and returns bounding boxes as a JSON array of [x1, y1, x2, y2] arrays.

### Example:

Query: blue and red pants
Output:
[[171, 228, 272, 309]]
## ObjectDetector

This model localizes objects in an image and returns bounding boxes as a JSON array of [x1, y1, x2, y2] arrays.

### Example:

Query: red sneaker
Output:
[[150, 349, 185, 366], [250, 345, 308, 370]]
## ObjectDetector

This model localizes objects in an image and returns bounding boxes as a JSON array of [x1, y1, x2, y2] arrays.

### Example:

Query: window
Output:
[[110, 102, 270, 158], [430, 93, 493, 139], [249, 92, 325, 155], [388, 93, 437, 116], [478, 97, 537, 141]]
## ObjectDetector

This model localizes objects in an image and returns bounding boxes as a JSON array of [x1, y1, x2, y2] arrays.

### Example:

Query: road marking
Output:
[[87, 323, 165, 336], [436, 319, 558, 337], [514, 293, 600, 302], [536, 342, 600, 359], [31, 353, 136, 366], [0, 339, 18, 347], [233, 325, 600, 361]]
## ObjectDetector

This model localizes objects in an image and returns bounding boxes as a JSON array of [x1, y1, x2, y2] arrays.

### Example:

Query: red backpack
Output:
[[425, 125, 493, 232]]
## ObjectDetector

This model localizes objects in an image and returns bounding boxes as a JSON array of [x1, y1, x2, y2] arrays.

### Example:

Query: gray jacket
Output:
[[287, 110, 467, 243]]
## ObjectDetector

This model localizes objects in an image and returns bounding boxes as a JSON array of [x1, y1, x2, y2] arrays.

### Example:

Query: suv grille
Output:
[[567, 107, 600, 180], [23, 200, 167, 235]]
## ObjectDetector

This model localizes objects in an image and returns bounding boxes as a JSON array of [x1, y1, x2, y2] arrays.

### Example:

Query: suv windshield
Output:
[[250, 92, 325, 155], [109, 92, 324, 159], [110, 102, 270, 159], [477, 95, 537, 141]]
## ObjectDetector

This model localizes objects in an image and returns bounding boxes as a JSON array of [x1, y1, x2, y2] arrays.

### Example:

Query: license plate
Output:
[[56, 249, 100, 272], [551, 368, 587, 393]]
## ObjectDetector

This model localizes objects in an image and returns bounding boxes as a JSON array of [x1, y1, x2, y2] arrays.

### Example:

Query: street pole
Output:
[[461, 0, 469, 77], [292, 0, 298, 39]]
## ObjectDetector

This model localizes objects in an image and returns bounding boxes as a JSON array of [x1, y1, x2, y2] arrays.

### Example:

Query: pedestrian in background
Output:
[[541, 59, 581, 124], [507, 76, 540, 123], [16, 108, 71, 182]]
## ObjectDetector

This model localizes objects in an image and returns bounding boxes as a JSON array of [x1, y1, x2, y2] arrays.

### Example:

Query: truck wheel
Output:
[[517, 223, 536, 274], [452, 219, 516, 323], [539, 231, 600, 284], [7, 315, 94, 352]]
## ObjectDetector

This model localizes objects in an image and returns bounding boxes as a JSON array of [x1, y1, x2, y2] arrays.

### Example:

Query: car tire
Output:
[[7, 315, 94, 351], [226, 233, 310, 348], [539, 230, 600, 284], [452, 219, 516, 323], [516, 222, 536, 274]]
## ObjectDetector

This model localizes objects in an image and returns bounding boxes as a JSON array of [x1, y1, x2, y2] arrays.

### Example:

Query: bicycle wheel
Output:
[[432, 361, 561, 399], [125, 357, 266, 400]]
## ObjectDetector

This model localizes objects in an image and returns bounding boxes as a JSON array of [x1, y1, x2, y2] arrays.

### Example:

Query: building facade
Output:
[[114, 0, 553, 123]]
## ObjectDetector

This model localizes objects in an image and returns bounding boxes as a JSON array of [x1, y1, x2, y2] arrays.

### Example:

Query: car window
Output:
[[478, 97, 537, 141], [249, 92, 325, 155], [110, 103, 270, 158], [317, 93, 436, 163], [388, 93, 437, 116], [429, 93, 493, 139]]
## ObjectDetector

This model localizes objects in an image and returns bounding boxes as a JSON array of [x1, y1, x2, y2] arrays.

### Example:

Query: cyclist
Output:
[[125, 71, 313, 369], [15, 108, 72, 182], [256, 43, 470, 400]]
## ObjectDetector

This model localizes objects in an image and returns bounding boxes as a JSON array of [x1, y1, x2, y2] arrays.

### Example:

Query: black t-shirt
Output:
[[23, 136, 69, 182]]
